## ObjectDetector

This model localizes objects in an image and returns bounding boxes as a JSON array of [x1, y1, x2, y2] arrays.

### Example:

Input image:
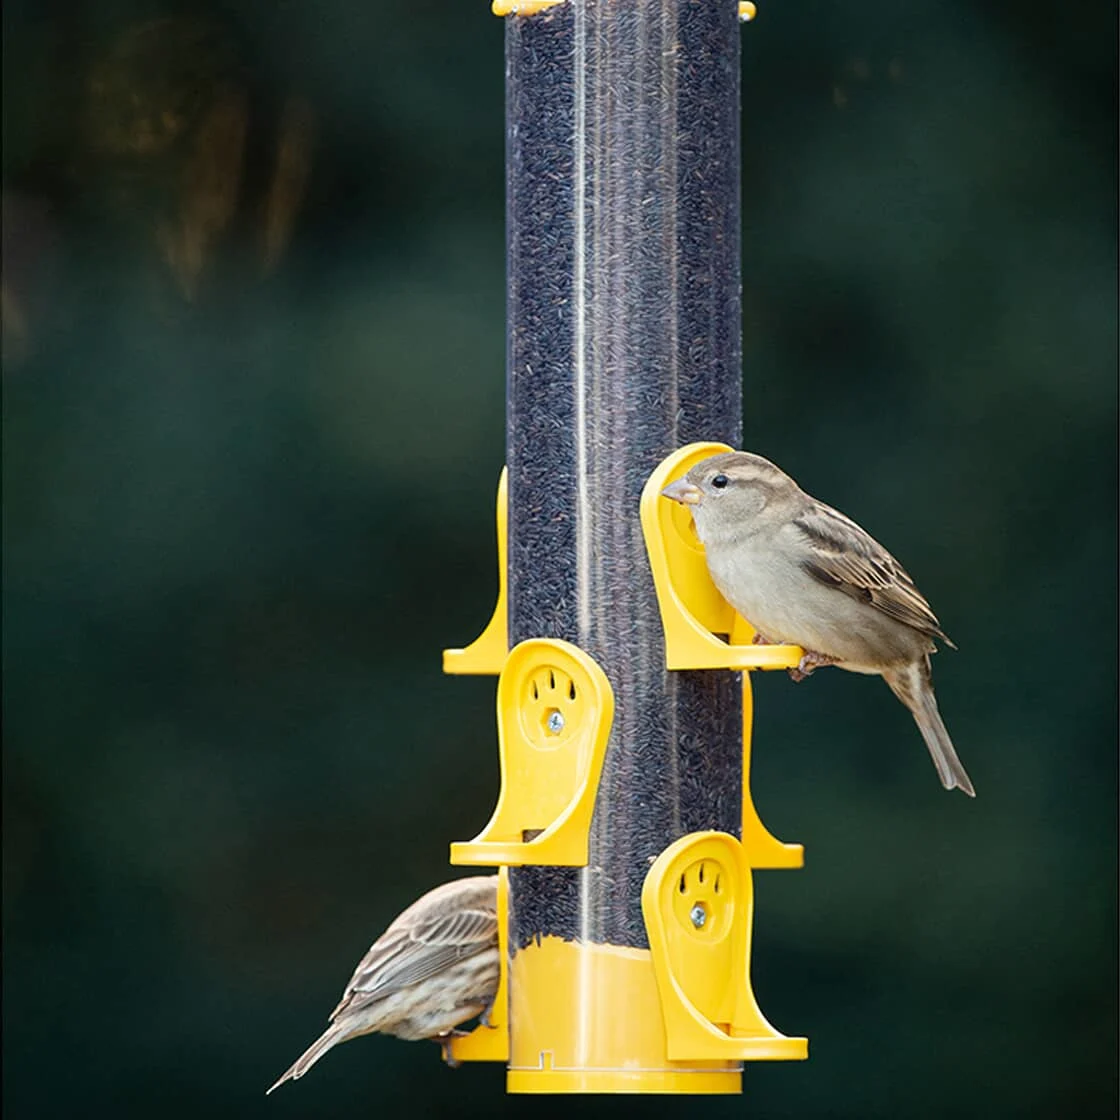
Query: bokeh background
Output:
[[3, 1, 1116, 1118]]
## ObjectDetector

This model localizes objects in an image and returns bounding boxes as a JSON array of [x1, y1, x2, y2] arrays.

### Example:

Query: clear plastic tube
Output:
[[505, 0, 743, 1056]]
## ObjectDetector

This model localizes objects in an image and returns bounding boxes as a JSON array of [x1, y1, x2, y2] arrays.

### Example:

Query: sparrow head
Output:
[[661, 451, 801, 542]]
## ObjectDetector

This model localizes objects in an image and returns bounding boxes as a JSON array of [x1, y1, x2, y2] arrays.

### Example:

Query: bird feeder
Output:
[[442, 0, 806, 1092]]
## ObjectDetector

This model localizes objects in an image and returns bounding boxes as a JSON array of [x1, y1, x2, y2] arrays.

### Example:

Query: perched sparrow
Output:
[[268, 875, 500, 1093], [662, 451, 974, 797]]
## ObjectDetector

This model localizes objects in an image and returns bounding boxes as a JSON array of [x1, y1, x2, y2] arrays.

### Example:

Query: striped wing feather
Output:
[[794, 501, 955, 647], [330, 906, 498, 1020]]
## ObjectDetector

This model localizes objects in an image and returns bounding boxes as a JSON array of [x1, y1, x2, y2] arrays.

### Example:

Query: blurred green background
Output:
[[3, 1, 1116, 1118]]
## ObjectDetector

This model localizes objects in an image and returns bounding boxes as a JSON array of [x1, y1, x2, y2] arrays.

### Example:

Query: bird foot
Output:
[[751, 631, 775, 645], [788, 650, 838, 682], [437, 1030, 471, 1068], [479, 1000, 495, 1029]]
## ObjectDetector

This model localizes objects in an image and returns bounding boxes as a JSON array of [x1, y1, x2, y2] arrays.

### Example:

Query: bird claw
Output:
[[438, 1030, 471, 1068], [479, 1000, 495, 1029], [751, 631, 774, 646], [788, 650, 838, 682]]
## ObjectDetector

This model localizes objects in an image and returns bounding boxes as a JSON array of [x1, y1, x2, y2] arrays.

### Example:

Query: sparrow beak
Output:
[[660, 479, 703, 506]]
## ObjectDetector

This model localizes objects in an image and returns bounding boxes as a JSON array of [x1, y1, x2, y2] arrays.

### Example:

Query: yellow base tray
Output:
[[507, 1069, 743, 1094]]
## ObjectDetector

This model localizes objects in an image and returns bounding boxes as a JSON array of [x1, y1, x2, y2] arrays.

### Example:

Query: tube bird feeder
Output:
[[444, 0, 806, 1093]]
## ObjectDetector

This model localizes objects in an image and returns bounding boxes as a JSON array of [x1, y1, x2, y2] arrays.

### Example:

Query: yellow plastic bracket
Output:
[[640, 442, 804, 672], [740, 674, 804, 868], [443, 468, 508, 676], [642, 831, 808, 1062], [450, 638, 613, 867], [491, 0, 564, 16], [447, 869, 511, 1064]]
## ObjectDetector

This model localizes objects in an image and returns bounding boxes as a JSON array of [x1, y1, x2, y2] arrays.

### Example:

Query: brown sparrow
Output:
[[268, 875, 500, 1092], [662, 451, 974, 797]]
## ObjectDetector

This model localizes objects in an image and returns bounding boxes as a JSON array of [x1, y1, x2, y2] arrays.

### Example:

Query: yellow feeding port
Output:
[[642, 832, 808, 1063], [443, 467, 508, 677], [450, 638, 613, 867], [640, 443, 805, 672]]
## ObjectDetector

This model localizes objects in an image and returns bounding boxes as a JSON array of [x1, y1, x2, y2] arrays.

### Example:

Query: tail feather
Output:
[[267, 1023, 354, 1095], [883, 661, 976, 798]]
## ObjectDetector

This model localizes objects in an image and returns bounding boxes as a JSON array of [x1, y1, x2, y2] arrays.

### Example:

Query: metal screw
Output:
[[690, 903, 707, 929], [546, 709, 565, 734]]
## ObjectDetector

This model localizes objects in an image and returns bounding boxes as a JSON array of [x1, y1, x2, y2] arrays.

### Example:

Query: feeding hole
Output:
[[678, 873, 687, 894]]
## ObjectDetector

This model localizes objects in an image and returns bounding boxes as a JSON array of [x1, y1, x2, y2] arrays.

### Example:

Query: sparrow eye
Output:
[[711, 474, 729, 489]]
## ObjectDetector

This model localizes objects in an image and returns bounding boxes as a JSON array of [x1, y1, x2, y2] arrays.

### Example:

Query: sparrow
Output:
[[661, 451, 974, 797], [268, 875, 501, 1093]]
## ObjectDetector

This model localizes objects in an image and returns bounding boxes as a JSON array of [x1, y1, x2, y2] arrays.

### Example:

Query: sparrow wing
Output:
[[330, 904, 498, 1019], [793, 501, 955, 647]]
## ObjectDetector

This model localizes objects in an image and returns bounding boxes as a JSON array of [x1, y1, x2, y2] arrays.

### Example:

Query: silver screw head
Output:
[[690, 903, 707, 928], [546, 709, 565, 734]]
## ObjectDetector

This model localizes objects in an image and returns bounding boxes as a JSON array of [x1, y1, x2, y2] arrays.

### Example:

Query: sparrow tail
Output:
[[883, 661, 976, 798], [267, 1022, 355, 1095]]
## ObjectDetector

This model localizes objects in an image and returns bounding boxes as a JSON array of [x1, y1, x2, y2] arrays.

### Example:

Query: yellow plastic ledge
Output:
[[447, 869, 510, 1064], [450, 638, 613, 867], [640, 442, 805, 671], [642, 831, 808, 1063], [443, 468, 508, 676]]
